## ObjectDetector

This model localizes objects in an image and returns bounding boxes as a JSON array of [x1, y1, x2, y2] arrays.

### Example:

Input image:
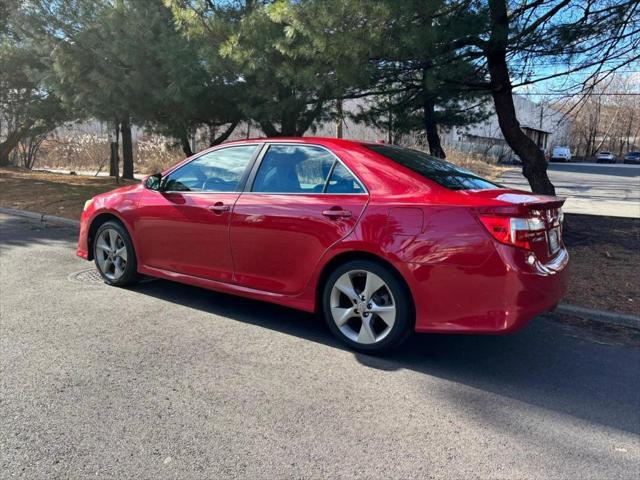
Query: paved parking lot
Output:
[[1, 214, 639, 479], [500, 163, 640, 218]]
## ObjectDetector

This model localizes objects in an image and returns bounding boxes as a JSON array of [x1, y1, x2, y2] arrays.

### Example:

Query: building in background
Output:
[[438, 95, 572, 162]]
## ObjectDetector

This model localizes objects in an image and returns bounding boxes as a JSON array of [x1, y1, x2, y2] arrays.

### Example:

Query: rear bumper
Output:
[[409, 246, 569, 334]]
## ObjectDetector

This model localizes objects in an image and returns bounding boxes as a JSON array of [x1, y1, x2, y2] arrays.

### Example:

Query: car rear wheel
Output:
[[94, 221, 139, 287], [322, 260, 413, 353]]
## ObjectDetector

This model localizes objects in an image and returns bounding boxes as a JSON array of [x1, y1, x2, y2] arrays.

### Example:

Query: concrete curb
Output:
[[554, 303, 640, 331], [0, 207, 80, 227]]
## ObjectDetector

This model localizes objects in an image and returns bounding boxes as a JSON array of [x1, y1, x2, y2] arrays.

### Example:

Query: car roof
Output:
[[222, 136, 380, 149]]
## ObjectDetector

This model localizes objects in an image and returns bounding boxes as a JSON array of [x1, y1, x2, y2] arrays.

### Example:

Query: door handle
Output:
[[322, 208, 352, 219], [208, 202, 231, 214]]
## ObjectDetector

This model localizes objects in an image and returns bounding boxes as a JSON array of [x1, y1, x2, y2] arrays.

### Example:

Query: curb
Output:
[[0, 207, 80, 227], [554, 303, 640, 331]]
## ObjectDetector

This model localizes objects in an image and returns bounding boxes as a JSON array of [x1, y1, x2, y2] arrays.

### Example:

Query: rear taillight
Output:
[[479, 215, 545, 250]]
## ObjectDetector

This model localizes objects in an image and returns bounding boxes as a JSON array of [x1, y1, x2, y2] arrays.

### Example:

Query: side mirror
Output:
[[144, 173, 163, 191]]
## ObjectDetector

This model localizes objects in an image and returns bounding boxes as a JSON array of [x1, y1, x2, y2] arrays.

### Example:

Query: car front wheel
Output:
[[93, 220, 139, 287], [322, 260, 413, 353]]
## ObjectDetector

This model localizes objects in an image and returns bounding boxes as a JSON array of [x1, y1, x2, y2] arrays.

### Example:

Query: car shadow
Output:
[[129, 277, 640, 437]]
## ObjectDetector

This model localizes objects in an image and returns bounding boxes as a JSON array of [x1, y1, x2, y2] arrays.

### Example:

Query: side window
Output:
[[252, 145, 334, 193], [164, 145, 258, 192], [326, 162, 364, 194]]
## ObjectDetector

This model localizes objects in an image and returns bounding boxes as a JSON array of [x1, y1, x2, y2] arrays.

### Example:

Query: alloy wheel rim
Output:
[[330, 270, 396, 345], [95, 228, 127, 281]]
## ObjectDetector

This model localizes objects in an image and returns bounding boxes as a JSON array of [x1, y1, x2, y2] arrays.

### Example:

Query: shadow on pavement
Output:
[[130, 278, 640, 438], [0, 215, 77, 250]]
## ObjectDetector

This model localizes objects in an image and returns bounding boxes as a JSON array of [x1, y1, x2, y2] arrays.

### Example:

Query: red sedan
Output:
[[77, 138, 568, 353]]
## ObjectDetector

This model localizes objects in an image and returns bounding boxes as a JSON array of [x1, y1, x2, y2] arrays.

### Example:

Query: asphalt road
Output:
[[500, 163, 640, 218], [1, 213, 639, 479]]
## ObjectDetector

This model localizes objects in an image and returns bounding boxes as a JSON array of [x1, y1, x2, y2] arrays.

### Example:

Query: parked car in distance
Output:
[[596, 151, 617, 163], [623, 151, 640, 164], [77, 138, 569, 353], [550, 146, 571, 162]]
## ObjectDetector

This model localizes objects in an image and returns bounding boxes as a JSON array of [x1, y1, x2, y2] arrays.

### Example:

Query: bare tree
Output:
[[448, 0, 640, 193], [563, 73, 640, 159]]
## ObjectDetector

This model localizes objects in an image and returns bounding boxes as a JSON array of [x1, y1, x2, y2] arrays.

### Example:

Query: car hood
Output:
[[93, 183, 144, 202]]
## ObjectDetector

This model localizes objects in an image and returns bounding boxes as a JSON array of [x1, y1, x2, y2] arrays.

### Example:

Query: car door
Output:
[[135, 144, 260, 282], [230, 143, 369, 295]]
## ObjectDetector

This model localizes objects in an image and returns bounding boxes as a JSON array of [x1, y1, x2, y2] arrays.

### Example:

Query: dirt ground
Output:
[[0, 167, 137, 220], [1, 167, 637, 315], [562, 213, 639, 316]]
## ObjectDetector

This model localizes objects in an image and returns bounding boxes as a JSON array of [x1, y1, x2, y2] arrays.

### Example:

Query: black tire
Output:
[[322, 259, 414, 354], [93, 220, 140, 287]]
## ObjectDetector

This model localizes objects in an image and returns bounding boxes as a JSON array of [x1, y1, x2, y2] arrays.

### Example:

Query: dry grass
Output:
[[35, 135, 508, 180], [36, 135, 183, 175], [444, 149, 511, 180], [0, 167, 136, 220]]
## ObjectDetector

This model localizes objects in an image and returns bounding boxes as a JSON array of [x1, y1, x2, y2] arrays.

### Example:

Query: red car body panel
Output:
[[230, 193, 368, 295], [134, 189, 239, 283], [78, 137, 568, 333]]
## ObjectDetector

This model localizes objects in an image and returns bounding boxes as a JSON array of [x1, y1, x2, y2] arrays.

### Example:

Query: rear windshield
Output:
[[364, 144, 500, 191]]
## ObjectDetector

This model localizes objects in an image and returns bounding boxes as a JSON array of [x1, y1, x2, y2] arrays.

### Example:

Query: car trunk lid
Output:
[[465, 189, 566, 263]]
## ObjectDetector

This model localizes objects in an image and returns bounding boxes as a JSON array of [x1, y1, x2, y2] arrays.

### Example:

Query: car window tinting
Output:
[[252, 145, 334, 193], [326, 162, 364, 194], [364, 144, 500, 191], [164, 145, 258, 192]]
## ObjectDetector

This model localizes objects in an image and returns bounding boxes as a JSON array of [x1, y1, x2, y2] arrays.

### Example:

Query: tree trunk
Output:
[[179, 128, 193, 157], [121, 116, 134, 180], [387, 102, 393, 144], [259, 121, 281, 137], [209, 121, 239, 147], [423, 96, 446, 158], [280, 115, 298, 137], [336, 99, 344, 139], [0, 140, 15, 166], [486, 0, 555, 195], [109, 121, 120, 182], [0, 123, 34, 166]]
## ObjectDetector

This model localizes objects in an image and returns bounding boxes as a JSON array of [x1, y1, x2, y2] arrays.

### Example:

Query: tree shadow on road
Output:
[[0, 215, 77, 251], [130, 277, 640, 438]]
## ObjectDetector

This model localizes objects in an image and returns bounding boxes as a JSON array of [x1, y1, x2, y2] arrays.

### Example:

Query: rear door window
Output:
[[326, 162, 365, 194], [364, 144, 500, 191], [251, 145, 335, 193]]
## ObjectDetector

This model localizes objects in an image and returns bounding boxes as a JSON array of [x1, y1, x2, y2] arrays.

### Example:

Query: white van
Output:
[[550, 147, 571, 162]]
